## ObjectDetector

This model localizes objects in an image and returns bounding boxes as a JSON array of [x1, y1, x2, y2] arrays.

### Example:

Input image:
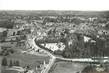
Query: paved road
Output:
[[41, 57, 56, 73], [28, 37, 56, 73]]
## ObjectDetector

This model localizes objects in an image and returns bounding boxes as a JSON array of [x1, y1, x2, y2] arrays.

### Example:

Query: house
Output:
[[0, 28, 7, 32], [98, 30, 109, 35], [27, 69, 35, 73], [45, 22, 54, 26], [5, 37, 17, 42], [35, 60, 47, 73], [41, 42, 65, 51], [7, 29, 18, 37], [84, 36, 91, 42], [84, 36, 96, 43]]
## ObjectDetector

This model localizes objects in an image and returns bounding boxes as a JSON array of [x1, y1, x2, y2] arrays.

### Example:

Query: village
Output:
[[0, 11, 109, 73]]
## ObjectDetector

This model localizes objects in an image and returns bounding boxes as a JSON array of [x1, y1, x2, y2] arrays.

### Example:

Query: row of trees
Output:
[[1, 57, 20, 67]]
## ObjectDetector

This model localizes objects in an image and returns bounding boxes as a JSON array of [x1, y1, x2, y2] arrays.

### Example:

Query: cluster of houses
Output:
[[41, 42, 65, 51]]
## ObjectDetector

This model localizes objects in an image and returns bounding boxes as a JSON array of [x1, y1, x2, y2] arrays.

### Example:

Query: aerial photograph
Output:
[[0, 10, 109, 73]]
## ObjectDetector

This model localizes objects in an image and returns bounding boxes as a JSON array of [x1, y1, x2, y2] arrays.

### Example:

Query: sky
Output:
[[0, 0, 109, 11]]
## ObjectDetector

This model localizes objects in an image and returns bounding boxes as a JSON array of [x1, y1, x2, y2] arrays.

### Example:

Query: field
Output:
[[6, 52, 50, 68], [50, 62, 109, 73], [50, 62, 87, 73], [0, 52, 50, 73]]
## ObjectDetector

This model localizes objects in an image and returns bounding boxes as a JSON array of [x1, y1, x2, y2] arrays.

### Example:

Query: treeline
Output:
[[54, 32, 109, 58], [43, 17, 85, 24], [0, 19, 14, 29], [1, 57, 20, 67]]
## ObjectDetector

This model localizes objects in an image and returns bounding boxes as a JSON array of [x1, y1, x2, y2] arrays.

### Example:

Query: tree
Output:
[[13, 60, 20, 66], [2, 57, 8, 66], [9, 60, 13, 67], [2, 30, 7, 38], [15, 60, 20, 66]]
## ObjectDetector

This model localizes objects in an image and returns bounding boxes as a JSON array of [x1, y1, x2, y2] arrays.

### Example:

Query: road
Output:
[[41, 57, 56, 73], [33, 38, 56, 73], [28, 37, 56, 73]]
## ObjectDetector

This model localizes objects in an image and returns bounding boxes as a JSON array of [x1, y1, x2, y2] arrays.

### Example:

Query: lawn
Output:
[[50, 62, 87, 73], [5, 52, 50, 69]]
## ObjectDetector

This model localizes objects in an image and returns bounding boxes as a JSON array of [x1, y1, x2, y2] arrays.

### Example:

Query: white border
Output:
[[0, 0, 109, 11]]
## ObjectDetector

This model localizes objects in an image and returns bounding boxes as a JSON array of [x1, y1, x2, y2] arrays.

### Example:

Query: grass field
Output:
[[50, 62, 87, 73], [0, 52, 49, 70], [0, 52, 50, 73]]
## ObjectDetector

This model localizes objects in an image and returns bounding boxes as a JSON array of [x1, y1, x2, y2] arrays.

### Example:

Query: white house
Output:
[[41, 42, 65, 51]]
